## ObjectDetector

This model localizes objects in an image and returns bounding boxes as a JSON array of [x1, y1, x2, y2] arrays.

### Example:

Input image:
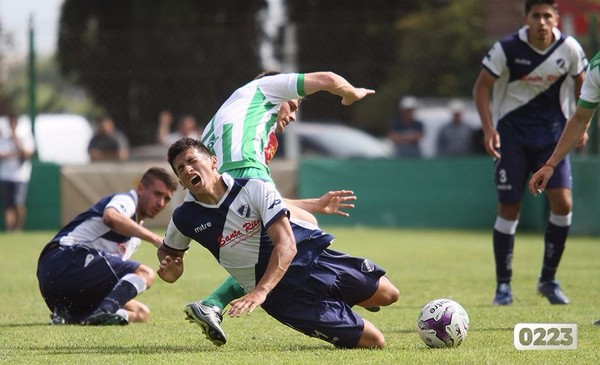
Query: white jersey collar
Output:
[[518, 26, 562, 54]]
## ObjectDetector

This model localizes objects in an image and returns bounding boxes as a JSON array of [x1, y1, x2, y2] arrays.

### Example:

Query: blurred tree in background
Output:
[[58, 0, 264, 145], [350, 0, 487, 135], [54, 0, 486, 144]]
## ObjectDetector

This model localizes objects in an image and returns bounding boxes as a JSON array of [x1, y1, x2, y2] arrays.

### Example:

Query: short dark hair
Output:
[[167, 137, 212, 174], [141, 167, 178, 191], [525, 0, 557, 14]]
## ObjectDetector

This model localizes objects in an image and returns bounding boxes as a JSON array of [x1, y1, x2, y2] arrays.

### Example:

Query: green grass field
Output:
[[2, 227, 599, 364]]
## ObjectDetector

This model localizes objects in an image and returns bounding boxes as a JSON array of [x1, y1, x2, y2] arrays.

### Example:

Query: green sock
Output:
[[201, 275, 246, 310]]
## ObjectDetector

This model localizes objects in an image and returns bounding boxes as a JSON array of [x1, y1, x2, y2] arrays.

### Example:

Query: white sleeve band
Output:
[[549, 212, 572, 227], [122, 273, 147, 294], [494, 216, 519, 235]]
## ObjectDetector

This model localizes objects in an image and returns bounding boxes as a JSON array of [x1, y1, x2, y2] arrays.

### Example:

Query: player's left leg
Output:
[[537, 187, 572, 304], [82, 258, 155, 325]]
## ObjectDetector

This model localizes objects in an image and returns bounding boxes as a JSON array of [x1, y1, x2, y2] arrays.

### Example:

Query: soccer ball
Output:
[[417, 298, 469, 348]]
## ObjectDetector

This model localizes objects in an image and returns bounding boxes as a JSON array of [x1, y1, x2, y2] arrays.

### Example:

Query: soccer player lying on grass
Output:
[[157, 138, 400, 348], [37, 167, 178, 325], [185, 70, 374, 345]]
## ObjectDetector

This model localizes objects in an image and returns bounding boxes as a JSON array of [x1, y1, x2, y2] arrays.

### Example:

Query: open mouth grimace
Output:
[[190, 175, 201, 185]]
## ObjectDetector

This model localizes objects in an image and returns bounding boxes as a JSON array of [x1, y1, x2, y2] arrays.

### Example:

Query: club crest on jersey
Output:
[[237, 204, 251, 218], [268, 199, 281, 210]]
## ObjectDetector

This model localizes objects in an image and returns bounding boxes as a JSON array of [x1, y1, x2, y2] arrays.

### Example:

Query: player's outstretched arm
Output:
[[303, 72, 375, 106], [285, 190, 356, 217]]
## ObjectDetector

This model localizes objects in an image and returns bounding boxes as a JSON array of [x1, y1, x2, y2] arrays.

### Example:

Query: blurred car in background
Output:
[[131, 121, 393, 161], [0, 114, 94, 165], [278, 121, 393, 159], [413, 98, 483, 158]]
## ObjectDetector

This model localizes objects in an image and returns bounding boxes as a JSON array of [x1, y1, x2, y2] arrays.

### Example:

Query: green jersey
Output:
[[579, 52, 600, 109], [201, 73, 306, 177]]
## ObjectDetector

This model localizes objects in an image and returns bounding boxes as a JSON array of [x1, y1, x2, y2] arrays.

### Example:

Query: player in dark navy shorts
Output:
[[38, 244, 142, 323], [473, 0, 588, 306], [36, 167, 177, 325], [157, 138, 399, 348]]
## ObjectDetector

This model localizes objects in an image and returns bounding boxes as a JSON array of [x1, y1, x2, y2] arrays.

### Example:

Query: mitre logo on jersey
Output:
[[194, 222, 212, 232], [515, 58, 531, 66], [237, 204, 251, 218]]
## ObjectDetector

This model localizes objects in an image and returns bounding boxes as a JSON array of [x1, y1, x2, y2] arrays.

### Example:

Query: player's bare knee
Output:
[[136, 264, 156, 288], [136, 305, 151, 323], [378, 277, 400, 305], [357, 321, 385, 349]]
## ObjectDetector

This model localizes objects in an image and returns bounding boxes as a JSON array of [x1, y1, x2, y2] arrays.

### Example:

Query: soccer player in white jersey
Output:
[[158, 138, 399, 348], [529, 51, 600, 323], [185, 71, 374, 345], [37, 167, 178, 325], [472, 0, 587, 306]]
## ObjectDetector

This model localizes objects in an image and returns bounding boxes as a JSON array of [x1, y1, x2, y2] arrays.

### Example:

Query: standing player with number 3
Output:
[[473, 0, 587, 305]]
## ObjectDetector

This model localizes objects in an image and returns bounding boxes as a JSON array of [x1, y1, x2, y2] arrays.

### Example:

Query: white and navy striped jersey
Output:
[[482, 26, 588, 146], [163, 173, 332, 292], [579, 52, 600, 109], [201, 73, 306, 175], [52, 190, 142, 258]]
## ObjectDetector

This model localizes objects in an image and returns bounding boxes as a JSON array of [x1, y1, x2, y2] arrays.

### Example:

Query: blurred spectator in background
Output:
[[88, 115, 130, 161], [157, 111, 202, 146], [0, 112, 36, 232], [436, 100, 475, 156], [388, 96, 424, 158]]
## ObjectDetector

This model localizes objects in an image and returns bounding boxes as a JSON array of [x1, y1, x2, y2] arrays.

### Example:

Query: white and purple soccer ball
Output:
[[417, 298, 470, 348]]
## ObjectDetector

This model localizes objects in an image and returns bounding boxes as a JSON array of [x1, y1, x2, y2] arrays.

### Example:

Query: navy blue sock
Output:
[[540, 222, 569, 282], [493, 229, 514, 285], [96, 279, 138, 314]]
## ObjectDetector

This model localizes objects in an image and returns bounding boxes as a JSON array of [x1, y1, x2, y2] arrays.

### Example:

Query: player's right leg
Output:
[[491, 144, 525, 306], [185, 275, 244, 346], [492, 203, 520, 305]]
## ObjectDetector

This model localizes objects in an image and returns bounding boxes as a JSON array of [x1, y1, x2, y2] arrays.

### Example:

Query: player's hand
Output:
[[157, 255, 183, 283], [341, 88, 375, 106], [316, 190, 356, 217], [228, 290, 267, 317], [483, 130, 501, 159], [576, 132, 589, 148], [528, 166, 554, 197]]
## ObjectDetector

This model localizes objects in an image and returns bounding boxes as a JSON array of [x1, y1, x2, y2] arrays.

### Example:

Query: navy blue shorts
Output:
[[262, 249, 386, 348], [495, 143, 572, 203], [37, 243, 140, 322]]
